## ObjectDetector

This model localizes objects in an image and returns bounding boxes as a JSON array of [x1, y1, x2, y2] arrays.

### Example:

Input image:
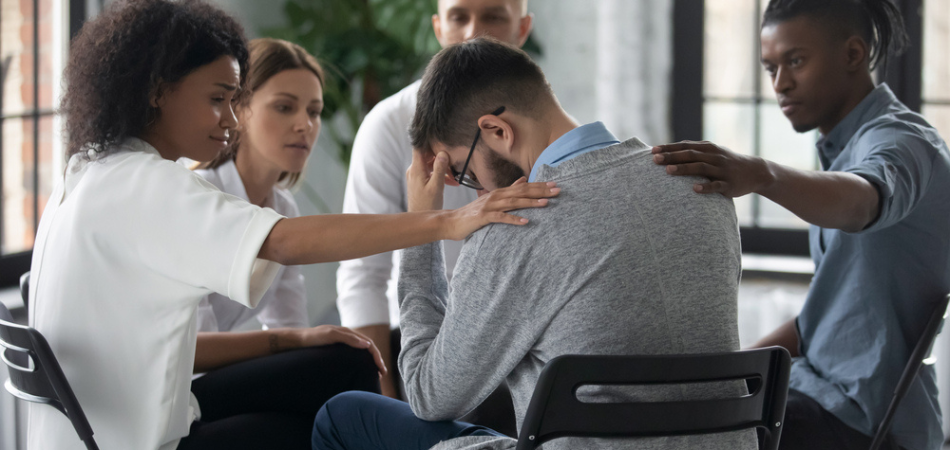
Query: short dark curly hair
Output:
[[410, 37, 552, 154], [61, 0, 249, 158]]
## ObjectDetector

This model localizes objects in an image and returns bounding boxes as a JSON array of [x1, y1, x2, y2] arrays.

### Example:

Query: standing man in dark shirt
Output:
[[654, 1, 950, 449]]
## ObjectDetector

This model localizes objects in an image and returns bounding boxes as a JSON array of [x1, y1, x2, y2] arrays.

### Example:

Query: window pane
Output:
[[757, 196, 807, 229], [922, 104, 950, 145], [704, 0, 757, 99], [1, 0, 58, 115], [923, 0, 950, 102], [753, 102, 815, 229], [758, 101, 818, 170], [704, 101, 754, 226], [1, 0, 65, 257], [0, 114, 56, 255], [2, 117, 34, 254]]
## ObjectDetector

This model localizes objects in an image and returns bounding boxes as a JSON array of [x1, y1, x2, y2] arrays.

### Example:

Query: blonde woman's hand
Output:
[[287, 325, 387, 376]]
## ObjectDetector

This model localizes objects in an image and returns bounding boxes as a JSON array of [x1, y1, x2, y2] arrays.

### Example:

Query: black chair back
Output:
[[516, 347, 791, 450], [0, 302, 99, 450], [869, 294, 950, 450]]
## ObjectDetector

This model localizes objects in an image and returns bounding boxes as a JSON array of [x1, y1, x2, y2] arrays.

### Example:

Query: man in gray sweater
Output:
[[312, 38, 756, 450]]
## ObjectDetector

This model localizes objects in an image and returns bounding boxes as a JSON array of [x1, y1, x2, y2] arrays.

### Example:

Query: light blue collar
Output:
[[528, 122, 620, 182], [816, 83, 897, 169]]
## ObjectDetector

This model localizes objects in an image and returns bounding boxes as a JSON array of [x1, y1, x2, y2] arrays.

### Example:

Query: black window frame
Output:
[[0, 0, 91, 288], [672, 0, 924, 257]]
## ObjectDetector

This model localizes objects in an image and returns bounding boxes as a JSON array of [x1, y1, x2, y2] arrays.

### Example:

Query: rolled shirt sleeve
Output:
[[846, 122, 937, 233], [123, 159, 284, 308]]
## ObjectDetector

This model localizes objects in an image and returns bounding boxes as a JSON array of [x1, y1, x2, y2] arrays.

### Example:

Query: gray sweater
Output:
[[398, 138, 756, 450]]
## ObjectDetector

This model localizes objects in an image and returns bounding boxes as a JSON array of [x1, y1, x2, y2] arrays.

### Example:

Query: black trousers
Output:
[[177, 344, 381, 450], [777, 389, 905, 450]]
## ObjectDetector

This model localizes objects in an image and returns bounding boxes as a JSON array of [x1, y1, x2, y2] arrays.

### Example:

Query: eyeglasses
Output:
[[453, 106, 506, 190]]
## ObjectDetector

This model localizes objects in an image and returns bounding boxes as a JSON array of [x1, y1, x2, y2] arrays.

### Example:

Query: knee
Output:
[[293, 344, 380, 393], [332, 345, 381, 393], [312, 391, 383, 450], [312, 400, 337, 450]]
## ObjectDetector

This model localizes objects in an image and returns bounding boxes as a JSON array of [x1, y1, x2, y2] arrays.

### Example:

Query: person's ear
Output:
[[149, 82, 165, 109], [844, 35, 869, 72], [432, 14, 445, 45], [478, 114, 514, 157], [516, 13, 534, 47]]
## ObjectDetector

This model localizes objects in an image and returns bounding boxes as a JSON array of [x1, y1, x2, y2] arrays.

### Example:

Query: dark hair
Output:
[[762, 0, 909, 72], [410, 37, 553, 153], [61, 0, 249, 158], [197, 38, 324, 188]]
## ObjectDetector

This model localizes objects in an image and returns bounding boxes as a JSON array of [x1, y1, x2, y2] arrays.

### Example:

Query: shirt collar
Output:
[[217, 159, 250, 201], [120, 136, 161, 155], [816, 83, 898, 169], [215, 158, 274, 208], [528, 122, 620, 181]]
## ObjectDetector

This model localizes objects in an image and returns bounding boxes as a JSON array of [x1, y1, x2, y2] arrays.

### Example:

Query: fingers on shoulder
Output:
[[490, 212, 529, 225], [693, 179, 730, 195]]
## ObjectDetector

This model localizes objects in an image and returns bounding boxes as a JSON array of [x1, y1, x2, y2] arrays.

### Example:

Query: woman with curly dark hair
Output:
[[28, 1, 559, 449]]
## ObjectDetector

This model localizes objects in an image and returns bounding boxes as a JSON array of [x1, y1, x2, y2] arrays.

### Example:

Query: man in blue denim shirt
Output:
[[654, 1, 950, 449]]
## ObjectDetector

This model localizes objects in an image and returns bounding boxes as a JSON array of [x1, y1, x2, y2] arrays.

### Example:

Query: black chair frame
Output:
[[516, 347, 791, 450], [0, 300, 99, 450], [869, 294, 950, 450]]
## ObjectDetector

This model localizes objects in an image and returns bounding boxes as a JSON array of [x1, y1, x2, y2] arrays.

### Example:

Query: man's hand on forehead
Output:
[[414, 147, 436, 167], [414, 147, 459, 187]]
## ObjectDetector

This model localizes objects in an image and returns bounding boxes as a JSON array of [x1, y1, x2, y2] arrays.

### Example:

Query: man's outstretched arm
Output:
[[652, 141, 879, 233]]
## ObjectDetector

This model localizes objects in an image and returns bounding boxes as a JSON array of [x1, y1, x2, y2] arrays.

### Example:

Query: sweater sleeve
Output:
[[396, 225, 550, 421]]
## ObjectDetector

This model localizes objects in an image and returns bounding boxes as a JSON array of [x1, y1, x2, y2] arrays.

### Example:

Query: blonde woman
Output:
[[187, 38, 373, 449]]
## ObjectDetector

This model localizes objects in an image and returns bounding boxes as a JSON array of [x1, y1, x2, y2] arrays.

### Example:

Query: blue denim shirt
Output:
[[528, 122, 620, 182], [792, 84, 950, 450]]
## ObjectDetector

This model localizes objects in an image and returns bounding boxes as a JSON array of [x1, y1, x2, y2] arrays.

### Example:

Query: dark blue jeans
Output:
[[312, 391, 507, 450]]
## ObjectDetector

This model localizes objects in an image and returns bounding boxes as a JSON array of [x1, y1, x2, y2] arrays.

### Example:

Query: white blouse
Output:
[[193, 160, 308, 332], [27, 138, 284, 450]]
